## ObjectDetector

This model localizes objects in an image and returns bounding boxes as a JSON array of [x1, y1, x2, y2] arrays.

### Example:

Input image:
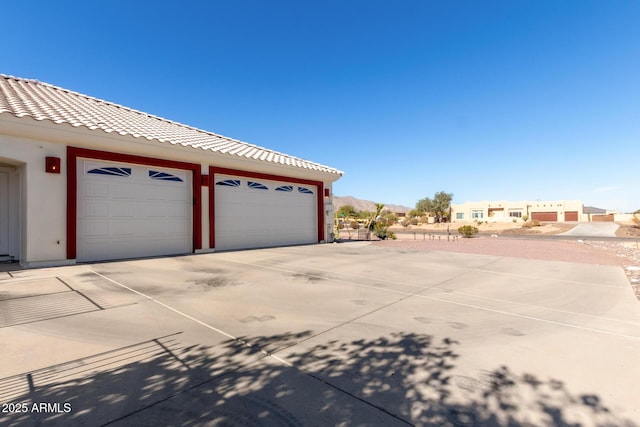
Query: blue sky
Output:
[[3, 1, 639, 212]]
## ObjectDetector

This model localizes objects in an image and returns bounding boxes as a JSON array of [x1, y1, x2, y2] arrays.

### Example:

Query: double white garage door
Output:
[[77, 160, 192, 262], [214, 175, 317, 251], [76, 159, 318, 262]]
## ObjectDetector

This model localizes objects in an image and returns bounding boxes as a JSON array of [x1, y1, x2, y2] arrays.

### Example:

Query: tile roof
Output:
[[0, 74, 343, 176]]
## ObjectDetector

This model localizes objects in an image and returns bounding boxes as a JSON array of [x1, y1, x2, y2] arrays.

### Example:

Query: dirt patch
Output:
[[616, 223, 640, 238], [393, 222, 576, 236], [499, 223, 576, 235], [372, 237, 640, 300]]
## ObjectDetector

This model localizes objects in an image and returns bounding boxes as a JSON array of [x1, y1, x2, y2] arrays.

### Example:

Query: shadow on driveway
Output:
[[1, 331, 633, 426]]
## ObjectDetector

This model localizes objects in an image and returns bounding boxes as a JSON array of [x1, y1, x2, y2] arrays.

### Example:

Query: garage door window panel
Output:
[[216, 179, 241, 187], [87, 167, 132, 177], [248, 181, 268, 190], [149, 170, 183, 182]]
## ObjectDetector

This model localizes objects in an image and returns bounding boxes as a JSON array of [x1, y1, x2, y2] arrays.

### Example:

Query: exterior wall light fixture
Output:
[[46, 156, 61, 174]]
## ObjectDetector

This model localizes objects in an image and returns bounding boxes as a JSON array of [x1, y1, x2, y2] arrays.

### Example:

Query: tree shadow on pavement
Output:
[[0, 331, 635, 426]]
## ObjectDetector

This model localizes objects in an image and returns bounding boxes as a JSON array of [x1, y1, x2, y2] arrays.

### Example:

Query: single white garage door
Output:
[[77, 159, 192, 262], [214, 175, 317, 251]]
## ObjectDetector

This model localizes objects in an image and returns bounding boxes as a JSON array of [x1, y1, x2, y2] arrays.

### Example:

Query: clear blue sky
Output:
[[3, 1, 639, 212]]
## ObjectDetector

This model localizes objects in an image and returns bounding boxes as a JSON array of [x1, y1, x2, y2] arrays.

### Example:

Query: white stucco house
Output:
[[0, 75, 343, 267], [451, 200, 585, 223]]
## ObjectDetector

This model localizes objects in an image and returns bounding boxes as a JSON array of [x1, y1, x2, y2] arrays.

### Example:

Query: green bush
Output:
[[373, 222, 397, 240], [458, 225, 479, 238], [350, 221, 360, 229]]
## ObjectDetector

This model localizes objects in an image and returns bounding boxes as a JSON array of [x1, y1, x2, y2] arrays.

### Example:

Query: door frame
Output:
[[0, 166, 20, 260]]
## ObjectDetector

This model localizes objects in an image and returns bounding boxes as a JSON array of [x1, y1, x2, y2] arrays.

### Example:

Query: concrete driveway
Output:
[[1, 243, 639, 426], [560, 222, 620, 237]]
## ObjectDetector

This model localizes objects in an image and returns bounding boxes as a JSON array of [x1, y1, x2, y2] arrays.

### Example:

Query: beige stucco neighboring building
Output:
[[451, 200, 584, 223]]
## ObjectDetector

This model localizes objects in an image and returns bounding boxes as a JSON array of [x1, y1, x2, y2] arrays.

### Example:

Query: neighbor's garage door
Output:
[[214, 175, 317, 251], [592, 214, 615, 222], [77, 159, 192, 262], [565, 211, 579, 221], [531, 212, 558, 221]]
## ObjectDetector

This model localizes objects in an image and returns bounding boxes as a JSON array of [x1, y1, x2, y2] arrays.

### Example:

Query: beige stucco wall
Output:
[[0, 133, 68, 265], [451, 200, 584, 223], [0, 115, 339, 266]]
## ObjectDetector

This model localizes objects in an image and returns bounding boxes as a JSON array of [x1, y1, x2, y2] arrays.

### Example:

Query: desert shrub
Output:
[[382, 211, 398, 225], [337, 223, 345, 230], [512, 219, 517, 223], [373, 222, 396, 240], [350, 221, 360, 229], [522, 214, 529, 222], [458, 225, 479, 238], [522, 220, 541, 228], [411, 218, 419, 225], [632, 213, 640, 228]]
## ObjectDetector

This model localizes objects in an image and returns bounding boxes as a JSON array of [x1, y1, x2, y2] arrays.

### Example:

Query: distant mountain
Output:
[[333, 195, 412, 213]]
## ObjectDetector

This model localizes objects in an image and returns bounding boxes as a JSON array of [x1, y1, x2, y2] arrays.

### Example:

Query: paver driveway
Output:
[[1, 242, 639, 426]]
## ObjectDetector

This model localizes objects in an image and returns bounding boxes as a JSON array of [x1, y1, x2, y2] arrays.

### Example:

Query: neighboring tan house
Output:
[[0, 75, 343, 267], [583, 206, 617, 222], [451, 200, 584, 223]]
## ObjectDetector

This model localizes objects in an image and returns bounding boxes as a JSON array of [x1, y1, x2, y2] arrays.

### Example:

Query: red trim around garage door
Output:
[[66, 147, 202, 259], [208, 166, 324, 249]]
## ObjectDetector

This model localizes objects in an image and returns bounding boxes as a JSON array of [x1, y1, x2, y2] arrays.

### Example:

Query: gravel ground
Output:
[[371, 237, 640, 300]]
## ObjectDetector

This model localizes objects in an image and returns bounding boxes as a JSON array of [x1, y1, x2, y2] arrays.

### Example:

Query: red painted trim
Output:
[[66, 147, 202, 260], [208, 172, 215, 249], [66, 152, 77, 259], [209, 166, 325, 248], [210, 167, 323, 187], [200, 174, 209, 186], [317, 183, 324, 242]]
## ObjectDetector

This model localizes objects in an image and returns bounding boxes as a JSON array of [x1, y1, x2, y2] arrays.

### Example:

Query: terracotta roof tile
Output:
[[0, 75, 343, 176]]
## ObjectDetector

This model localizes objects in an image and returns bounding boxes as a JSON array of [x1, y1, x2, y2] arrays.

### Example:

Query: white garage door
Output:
[[77, 159, 192, 262], [214, 175, 317, 251]]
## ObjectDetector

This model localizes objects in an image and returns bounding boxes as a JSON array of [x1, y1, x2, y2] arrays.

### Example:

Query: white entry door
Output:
[[214, 175, 317, 251], [76, 159, 192, 262]]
